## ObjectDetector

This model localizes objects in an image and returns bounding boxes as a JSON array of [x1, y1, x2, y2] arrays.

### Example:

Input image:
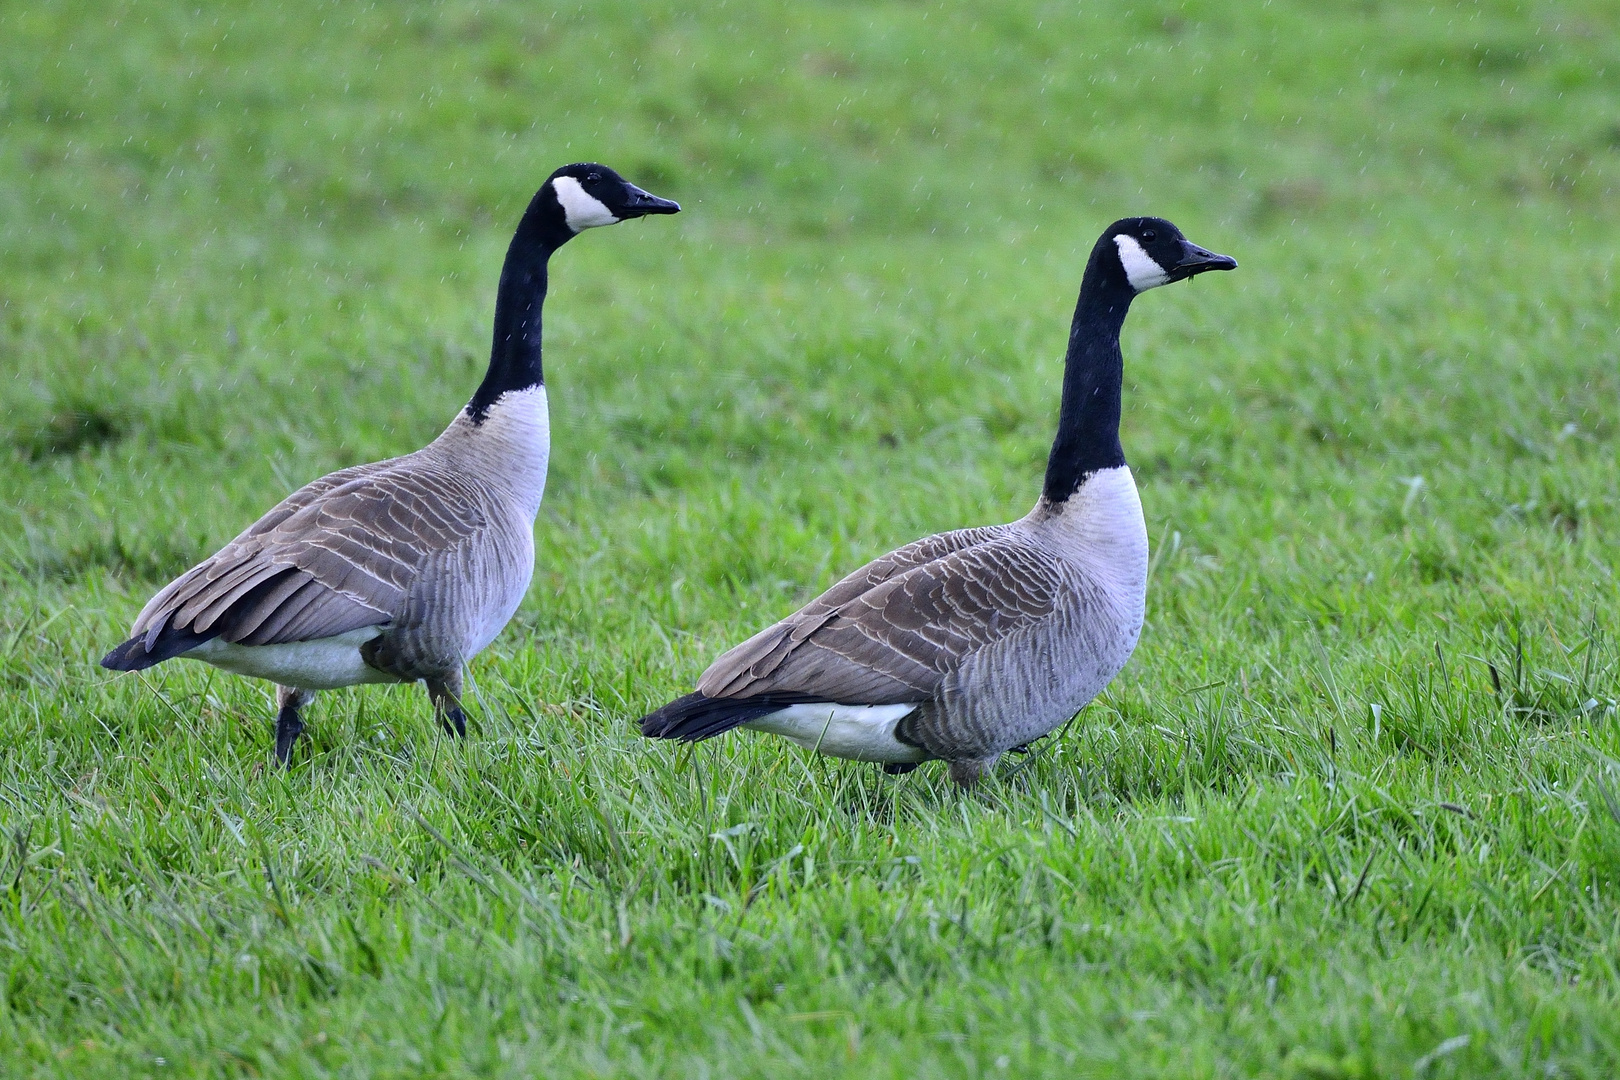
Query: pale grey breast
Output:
[[942, 466, 1152, 755]]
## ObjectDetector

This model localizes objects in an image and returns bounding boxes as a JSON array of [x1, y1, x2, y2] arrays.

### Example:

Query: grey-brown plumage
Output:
[[640, 217, 1235, 784], [110, 423, 540, 688], [649, 476, 1148, 785], [102, 163, 678, 764]]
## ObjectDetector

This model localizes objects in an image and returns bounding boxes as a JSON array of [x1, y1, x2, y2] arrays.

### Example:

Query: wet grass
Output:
[[2, 0, 1620, 1075]]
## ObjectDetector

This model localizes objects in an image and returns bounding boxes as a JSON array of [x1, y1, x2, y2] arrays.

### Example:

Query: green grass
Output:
[[4, 0, 1620, 1075]]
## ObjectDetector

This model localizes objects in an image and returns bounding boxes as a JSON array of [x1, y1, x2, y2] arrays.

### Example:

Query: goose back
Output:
[[696, 523, 1015, 702]]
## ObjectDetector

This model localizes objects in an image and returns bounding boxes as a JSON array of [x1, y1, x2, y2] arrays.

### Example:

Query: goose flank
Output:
[[102, 163, 679, 765], [639, 217, 1234, 785]]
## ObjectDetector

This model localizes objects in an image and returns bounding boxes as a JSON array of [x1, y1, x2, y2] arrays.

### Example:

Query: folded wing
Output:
[[696, 526, 1062, 705], [103, 463, 489, 670]]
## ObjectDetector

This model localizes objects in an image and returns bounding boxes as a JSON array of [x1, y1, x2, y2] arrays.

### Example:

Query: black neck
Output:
[[466, 188, 574, 423], [1041, 249, 1135, 504]]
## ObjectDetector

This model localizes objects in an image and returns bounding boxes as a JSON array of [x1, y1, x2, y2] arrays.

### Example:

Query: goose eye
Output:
[[586, 172, 601, 183], [1142, 229, 1156, 241]]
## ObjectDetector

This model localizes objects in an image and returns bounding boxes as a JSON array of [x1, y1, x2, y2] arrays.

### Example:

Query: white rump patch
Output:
[[744, 702, 926, 764], [551, 176, 619, 231], [183, 626, 397, 691], [1114, 234, 1170, 292]]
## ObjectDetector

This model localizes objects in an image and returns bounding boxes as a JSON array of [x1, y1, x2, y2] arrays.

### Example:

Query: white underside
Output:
[[181, 627, 398, 691], [744, 702, 925, 763]]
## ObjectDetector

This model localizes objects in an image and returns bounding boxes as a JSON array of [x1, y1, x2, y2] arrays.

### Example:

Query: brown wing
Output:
[[237, 460, 392, 540], [130, 461, 489, 648], [697, 527, 1060, 704], [696, 525, 1006, 698]]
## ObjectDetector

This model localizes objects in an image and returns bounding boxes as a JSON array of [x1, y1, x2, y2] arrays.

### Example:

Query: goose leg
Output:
[[947, 755, 1000, 787], [427, 672, 467, 738], [882, 762, 919, 775], [274, 686, 315, 767]]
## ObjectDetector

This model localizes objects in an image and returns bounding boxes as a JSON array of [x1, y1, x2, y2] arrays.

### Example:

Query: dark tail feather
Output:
[[100, 623, 219, 672], [639, 691, 819, 742], [101, 567, 312, 673]]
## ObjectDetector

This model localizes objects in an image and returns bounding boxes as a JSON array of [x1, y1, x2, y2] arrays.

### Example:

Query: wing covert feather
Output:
[[129, 461, 490, 648], [698, 526, 1061, 704]]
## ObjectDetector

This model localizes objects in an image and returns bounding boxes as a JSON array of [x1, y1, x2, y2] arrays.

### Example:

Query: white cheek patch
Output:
[[1114, 234, 1170, 292], [551, 176, 619, 231]]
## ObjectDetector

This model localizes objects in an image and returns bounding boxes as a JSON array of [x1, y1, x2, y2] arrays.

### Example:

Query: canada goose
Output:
[[102, 163, 679, 765], [640, 217, 1234, 785]]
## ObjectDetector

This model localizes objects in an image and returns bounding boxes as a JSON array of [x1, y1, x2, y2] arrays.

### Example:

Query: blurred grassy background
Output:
[[3, 1, 1620, 1076]]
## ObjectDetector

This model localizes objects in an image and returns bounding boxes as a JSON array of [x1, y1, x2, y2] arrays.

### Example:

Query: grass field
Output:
[[4, 0, 1620, 1075]]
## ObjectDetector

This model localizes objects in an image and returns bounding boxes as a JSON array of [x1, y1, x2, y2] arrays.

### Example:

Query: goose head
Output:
[[544, 162, 681, 234], [1102, 217, 1236, 294]]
